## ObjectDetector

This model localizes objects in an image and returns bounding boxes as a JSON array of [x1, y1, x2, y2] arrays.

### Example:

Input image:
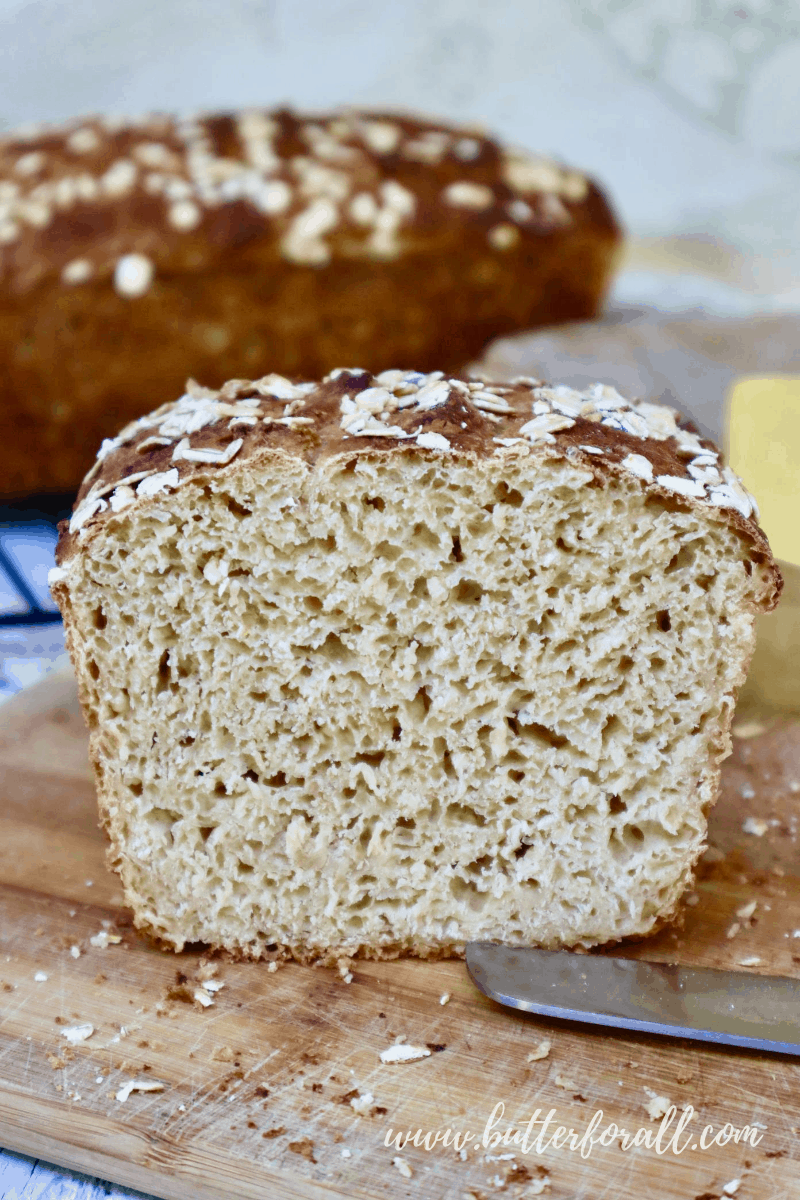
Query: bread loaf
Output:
[[50, 369, 780, 962], [0, 108, 621, 499]]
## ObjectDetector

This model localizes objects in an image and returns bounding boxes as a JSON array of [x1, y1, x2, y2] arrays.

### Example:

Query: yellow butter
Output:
[[725, 376, 800, 566]]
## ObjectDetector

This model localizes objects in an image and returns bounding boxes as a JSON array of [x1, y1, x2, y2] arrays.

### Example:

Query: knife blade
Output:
[[465, 943, 800, 1056]]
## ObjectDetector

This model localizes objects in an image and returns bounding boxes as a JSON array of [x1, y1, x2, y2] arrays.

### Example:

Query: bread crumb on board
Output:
[[195, 959, 220, 981], [644, 1088, 672, 1120], [525, 1178, 551, 1195], [61, 1023, 94, 1045], [527, 1039, 551, 1062], [379, 1044, 431, 1064], [392, 1156, 413, 1179], [115, 1078, 165, 1103], [287, 1137, 316, 1163], [210, 1045, 236, 1063], [89, 930, 122, 948]]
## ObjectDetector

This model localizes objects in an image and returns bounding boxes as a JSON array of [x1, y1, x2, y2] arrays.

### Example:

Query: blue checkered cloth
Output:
[[0, 519, 67, 702], [0, 1150, 151, 1199]]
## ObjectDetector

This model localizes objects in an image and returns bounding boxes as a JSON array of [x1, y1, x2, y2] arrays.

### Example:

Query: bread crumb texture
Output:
[[53, 371, 780, 962]]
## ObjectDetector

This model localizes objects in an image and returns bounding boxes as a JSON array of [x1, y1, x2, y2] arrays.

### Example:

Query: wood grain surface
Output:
[[1, 645, 799, 1199]]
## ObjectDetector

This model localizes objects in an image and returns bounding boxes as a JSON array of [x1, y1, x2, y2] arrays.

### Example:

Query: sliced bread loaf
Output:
[[51, 370, 780, 961]]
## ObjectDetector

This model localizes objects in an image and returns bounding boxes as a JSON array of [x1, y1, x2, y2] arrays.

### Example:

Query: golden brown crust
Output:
[[0, 107, 621, 498], [1, 108, 610, 288], [53, 370, 782, 614]]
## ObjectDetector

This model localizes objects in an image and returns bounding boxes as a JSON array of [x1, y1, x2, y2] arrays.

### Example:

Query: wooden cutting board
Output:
[[2, 598, 800, 1200]]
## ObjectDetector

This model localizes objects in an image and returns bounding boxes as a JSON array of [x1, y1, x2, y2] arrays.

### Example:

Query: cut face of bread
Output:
[[52, 372, 780, 961]]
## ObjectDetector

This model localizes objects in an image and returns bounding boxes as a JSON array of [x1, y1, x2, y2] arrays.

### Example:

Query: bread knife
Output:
[[465, 943, 800, 1055]]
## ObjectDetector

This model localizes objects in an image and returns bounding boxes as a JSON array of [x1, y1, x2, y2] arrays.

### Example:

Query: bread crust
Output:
[[0, 108, 621, 497], [54, 370, 782, 611]]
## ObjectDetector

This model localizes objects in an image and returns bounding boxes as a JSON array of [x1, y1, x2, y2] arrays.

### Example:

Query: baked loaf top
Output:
[[0, 107, 609, 296], [54, 368, 780, 609]]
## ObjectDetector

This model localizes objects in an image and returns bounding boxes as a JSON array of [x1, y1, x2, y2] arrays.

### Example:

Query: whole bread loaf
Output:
[[50, 369, 780, 962], [0, 109, 620, 497]]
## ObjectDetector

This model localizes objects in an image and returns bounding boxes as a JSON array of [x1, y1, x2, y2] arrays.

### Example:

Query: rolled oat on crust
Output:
[[52, 371, 780, 962]]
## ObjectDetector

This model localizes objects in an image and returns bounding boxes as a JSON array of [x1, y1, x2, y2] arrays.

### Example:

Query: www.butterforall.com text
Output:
[[384, 1101, 765, 1160]]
